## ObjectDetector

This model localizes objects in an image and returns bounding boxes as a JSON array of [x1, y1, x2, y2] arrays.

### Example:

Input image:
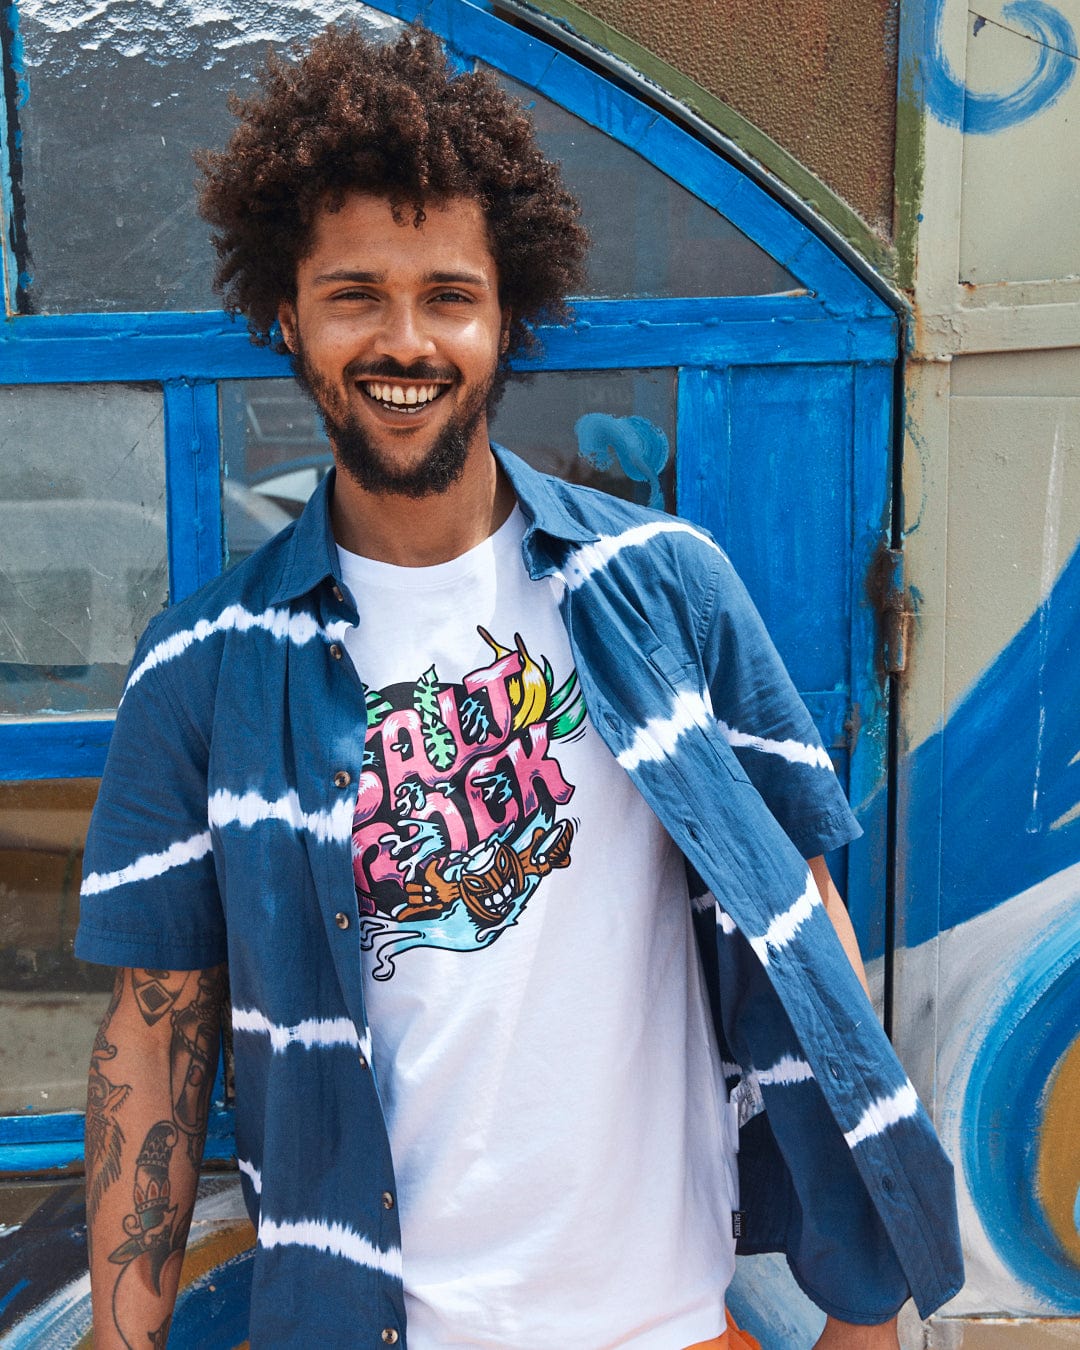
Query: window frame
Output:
[[0, 0, 897, 1175]]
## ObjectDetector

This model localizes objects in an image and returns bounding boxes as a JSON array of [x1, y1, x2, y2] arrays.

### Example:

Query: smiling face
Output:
[[278, 193, 509, 499]]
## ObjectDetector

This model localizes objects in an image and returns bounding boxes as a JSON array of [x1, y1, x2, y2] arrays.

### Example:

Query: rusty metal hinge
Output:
[[877, 547, 912, 677]]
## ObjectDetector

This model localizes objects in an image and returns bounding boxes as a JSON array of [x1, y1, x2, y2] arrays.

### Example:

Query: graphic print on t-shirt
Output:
[[353, 626, 586, 978]]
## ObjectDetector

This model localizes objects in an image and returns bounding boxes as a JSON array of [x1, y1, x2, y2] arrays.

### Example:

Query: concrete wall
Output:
[[571, 0, 901, 238], [894, 0, 1080, 1340]]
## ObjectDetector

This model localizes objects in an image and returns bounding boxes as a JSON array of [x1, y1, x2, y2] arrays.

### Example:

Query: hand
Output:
[[812, 1314, 901, 1349]]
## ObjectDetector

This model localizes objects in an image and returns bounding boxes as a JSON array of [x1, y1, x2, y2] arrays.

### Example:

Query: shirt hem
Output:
[[75, 926, 227, 970], [785, 1255, 905, 1325]]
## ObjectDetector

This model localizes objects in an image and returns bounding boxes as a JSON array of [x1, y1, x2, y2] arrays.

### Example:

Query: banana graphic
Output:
[[477, 627, 549, 730], [477, 627, 512, 660], [510, 632, 549, 730]]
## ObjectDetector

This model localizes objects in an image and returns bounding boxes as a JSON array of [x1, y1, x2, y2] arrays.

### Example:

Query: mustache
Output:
[[345, 357, 457, 383]]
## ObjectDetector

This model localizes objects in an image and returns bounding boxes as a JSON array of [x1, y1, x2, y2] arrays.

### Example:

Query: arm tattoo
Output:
[[108, 1120, 189, 1350], [170, 966, 227, 1166], [89, 967, 227, 1345], [86, 970, 131, 1224], [132, 969, 189, 1026]]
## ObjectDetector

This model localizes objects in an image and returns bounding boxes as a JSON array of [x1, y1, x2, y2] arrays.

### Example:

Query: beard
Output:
[[292, 341, 497, 500]]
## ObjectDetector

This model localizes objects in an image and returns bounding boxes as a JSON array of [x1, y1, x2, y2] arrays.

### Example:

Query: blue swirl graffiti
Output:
[[574, 412, 669, 509], [923, 0, 1077, 133], [962, 906, 1080, 1306]]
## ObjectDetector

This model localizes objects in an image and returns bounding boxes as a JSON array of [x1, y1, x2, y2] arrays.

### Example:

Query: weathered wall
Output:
[[893, 0, 1080, 1341], [566, 0, 900, 237]]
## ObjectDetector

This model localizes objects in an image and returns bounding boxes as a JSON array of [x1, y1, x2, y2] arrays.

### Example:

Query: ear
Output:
[[277, 301, 298, 354]]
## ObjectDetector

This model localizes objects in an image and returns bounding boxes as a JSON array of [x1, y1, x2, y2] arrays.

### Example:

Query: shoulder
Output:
[[123, 517, 305, 710], [146, 519, 302, 643], [533, 470, 735, 583], [551, 484, 749, 635]]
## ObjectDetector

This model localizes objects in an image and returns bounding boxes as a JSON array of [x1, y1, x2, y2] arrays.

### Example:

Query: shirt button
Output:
[[329, 643, 343, 660], [381, 1190, 395, 1210], [357, 1052, 368, 1069], [333, 769, 351, 789], [381, 1331, 399, 1345], [334, 911, 351, 930], [604, 712, 618, 731], [332, 584, 345, 603]]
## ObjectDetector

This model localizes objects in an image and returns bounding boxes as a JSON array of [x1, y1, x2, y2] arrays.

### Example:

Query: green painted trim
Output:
[[894, 57, 925, 295], [525, 0, 896, 278]]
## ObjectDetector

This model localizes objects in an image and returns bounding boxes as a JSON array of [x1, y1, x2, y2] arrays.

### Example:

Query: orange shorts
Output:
[[684, 1309, 762, 1350]]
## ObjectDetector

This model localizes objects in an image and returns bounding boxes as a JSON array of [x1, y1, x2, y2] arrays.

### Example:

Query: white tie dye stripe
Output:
[[690, 887, 717, 914], [125, 604, 351, 697], [232, 1007, 363, 1054], [561, 520, 721, 591], [80, 830, 213, 897], [716, 906, 738, 935], [208, 789, 354, 844], [748, 873, 821, 966], [257, 1217, 402, 1278], [81, 790, 354, 898], [720, 721, 835, 772], [615, 690, 712, 772], [843, 1081, 920, 1148], [237, 1157, 263, 1194], [753, 1055, 815, 1088]]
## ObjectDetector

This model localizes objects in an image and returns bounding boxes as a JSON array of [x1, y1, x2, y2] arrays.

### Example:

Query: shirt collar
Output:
[[268, 443, 599, 606]]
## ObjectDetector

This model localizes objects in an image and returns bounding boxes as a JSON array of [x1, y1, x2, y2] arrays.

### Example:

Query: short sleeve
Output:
[[700, 552, 862, 859], [75, 616, 227, 970]]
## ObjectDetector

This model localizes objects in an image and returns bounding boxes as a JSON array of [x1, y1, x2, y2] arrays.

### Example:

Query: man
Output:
[[77, 24, 963, 1350]]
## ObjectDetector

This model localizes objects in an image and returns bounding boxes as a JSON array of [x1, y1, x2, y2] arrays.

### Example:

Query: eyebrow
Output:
[[312, 269, 491, 288]]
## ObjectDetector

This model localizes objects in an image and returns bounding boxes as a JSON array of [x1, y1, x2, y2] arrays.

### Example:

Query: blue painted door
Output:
[[0, 0, 897, 1286]]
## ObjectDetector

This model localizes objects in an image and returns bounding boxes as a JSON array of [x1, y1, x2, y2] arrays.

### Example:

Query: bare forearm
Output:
[[86, 965, 226, 1349], [808, 855, 872, 998], [814, 1313, 900, 1348]]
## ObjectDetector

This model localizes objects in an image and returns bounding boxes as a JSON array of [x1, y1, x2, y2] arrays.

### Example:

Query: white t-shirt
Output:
[[338, 508, 737, 1350]]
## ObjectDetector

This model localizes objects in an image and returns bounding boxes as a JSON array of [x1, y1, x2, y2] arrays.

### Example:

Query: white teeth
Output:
[[362, 382, 446, 410]]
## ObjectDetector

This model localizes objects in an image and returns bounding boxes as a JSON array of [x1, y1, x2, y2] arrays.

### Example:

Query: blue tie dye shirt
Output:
[[77, 446, 964, 1343]]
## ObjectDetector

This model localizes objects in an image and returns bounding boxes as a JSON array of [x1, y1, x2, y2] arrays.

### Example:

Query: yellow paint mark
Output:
[[72, 1221, 256, 1350], [1036, 1035, 1080, 1266], [178, 1218, 256, 1287]]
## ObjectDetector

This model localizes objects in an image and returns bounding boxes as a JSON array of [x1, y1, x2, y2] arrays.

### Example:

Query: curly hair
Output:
[[196, 23, 589, 358]]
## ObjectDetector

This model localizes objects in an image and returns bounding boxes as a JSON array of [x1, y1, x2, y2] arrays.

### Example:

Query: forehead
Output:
[[301, 193, 497, 278]]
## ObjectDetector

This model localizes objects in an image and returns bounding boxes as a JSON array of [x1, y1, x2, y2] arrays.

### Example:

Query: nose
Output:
[[373, 300, 436, 365]]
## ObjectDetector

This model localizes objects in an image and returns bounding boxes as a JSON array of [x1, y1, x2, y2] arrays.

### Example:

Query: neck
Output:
[[330, 443, 516, 567]]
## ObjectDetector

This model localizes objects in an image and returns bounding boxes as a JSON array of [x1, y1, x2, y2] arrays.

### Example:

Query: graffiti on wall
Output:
[[923, 0, 1077, 132], [0, 1179, 254, 1349], [899, 535, 1080, 1311]]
